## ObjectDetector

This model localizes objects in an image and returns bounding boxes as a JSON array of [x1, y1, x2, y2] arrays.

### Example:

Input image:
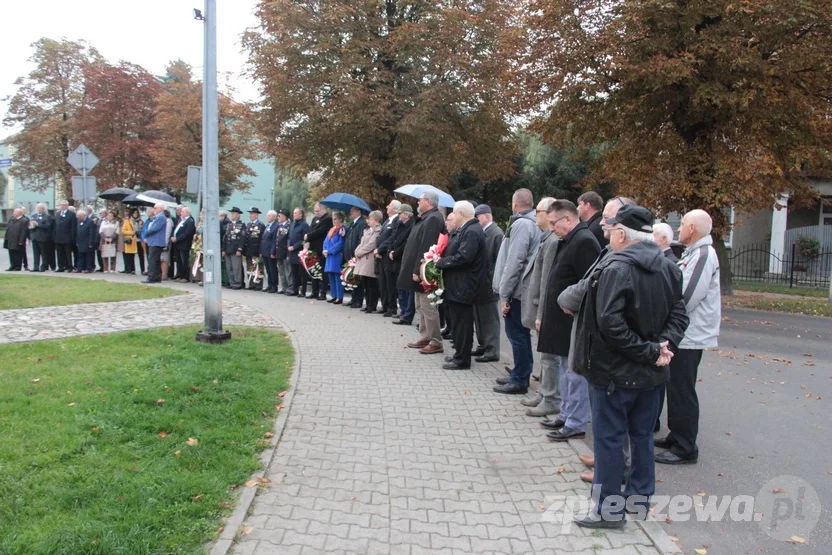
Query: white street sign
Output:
[[186, 165, 202, 194], [71, 176, 97, 201], [67, 144, 99, 174]]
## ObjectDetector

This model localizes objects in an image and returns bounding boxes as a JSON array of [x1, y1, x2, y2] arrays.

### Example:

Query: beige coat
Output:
[[354, 225, 380, 277]]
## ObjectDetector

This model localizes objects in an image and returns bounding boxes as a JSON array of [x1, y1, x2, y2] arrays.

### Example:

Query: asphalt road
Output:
[[652, 308, 832, 555]]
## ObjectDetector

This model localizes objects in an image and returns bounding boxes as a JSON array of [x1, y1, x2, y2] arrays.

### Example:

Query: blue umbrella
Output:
[[394, 184, 455, 208], [319, 192, 372, 214]]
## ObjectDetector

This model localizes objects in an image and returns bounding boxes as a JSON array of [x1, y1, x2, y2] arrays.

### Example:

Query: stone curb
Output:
[[209, 307, 301, 555]]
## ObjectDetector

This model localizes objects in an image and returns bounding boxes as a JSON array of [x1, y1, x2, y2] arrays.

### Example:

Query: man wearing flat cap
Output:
[[571, 204, 688, 529], [275, 209, 293, 294], [222, 207, 247, 289], [244, 207, 267, 290], [472, 204, 503, 362]]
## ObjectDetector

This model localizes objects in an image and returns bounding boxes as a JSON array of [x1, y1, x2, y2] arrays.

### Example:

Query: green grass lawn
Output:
[[0, 274, 183, 310], [0, 326, 292, 555], [733, 280, 827, 298], [723, 294, 832, 317]]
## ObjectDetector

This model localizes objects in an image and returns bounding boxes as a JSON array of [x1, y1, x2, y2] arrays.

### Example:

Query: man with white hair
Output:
[[29, 203, 55, 272], [570, 204, 688, 528], [260, 209, 280, 293], [375, 199, 401, 316], [171, 206, 196, 282], [53, 200, 76, 272], [4, 208, 28, 271], [655, 209, 721, 465], [434, 201, 489, 369], [73, 209, 97, 273], [652, 222, 678, 263]]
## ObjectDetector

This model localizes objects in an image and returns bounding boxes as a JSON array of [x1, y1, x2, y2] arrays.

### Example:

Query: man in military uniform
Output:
[[222, 207, 247, 289], [244, 207, 266, 290]]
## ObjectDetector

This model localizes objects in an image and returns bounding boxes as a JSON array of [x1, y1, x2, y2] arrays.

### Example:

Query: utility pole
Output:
[[196, 0, 230, 344]]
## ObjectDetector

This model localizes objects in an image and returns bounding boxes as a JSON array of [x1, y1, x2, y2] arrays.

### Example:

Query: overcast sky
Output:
[[0, 0, 262, 135]]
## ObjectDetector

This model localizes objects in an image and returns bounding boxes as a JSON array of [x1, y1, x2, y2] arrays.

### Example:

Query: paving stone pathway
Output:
[[0, 264, 667, 554]]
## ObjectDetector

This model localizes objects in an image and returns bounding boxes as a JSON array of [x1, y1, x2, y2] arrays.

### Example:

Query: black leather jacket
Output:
[[574, 241, 689, 390]]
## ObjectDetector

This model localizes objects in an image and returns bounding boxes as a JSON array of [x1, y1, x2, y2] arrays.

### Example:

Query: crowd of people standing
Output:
[[5, 188, 722, 529]]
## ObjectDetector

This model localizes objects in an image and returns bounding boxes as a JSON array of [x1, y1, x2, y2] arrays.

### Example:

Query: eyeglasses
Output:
[[549, 215, 568, 226]]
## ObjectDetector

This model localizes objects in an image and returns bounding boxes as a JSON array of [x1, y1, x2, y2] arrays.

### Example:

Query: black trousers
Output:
[[447, 300, 474, 367], [663, 349, 703, 459], [350, 283, 365, 306], [291, 263, 304, 294], [22, 245, 29, 269], [265, 256, 278, 291], [363, 277, 380, 312], [33, 241, 52, 271], [122, 252, 136, 273], [175, 248, 190, 280], [147, 246, 164, 282], [137, 241, 146, 273], [96, 249, 104, 271], [8, 249, 24, 269], [56, 243, 73, 271], [380, 263, 397, 312]]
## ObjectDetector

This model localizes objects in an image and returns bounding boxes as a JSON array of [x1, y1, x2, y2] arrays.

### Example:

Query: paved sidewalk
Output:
[[0, 292, 279, 344], [0, 264, 664, 554]]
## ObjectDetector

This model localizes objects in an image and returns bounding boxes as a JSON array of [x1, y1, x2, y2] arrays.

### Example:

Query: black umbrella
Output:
[[138, 190, 176, 203], [122, 193, 154, 207], [99, 187, 136, 201]]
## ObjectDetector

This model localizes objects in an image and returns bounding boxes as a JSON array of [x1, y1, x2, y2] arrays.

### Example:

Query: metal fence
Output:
[[729, 243, 832, 288]]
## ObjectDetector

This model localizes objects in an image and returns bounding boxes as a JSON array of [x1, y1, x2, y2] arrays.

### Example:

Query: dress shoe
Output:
[[333, 299, 343, 305], [441, 331, 452, 341], [96, 269, 104, 273], [419, 343, 444, 355], [383, 311, 394, 317], [525, 404, 559, 417], [495, 376, 511, 386], [521, 394, 543, 407], [493, 382, 528, 395], [442, 362, 470, 370], [141, 279, 158, 284], [317, 295, 327, 301], [471, 348, 486, 357], [444, 356, 454, 363], [573, 514, 625, 530], [407, 339, 430, 349], [547, 426, 586, 442], [475, 355, 499, 363], [504, 365, 513, 374], [580, 470, 594, 483], [654, 436, 676, 449], [351, 304, 362, 309], [655, 451, 698, 465], [539, 418, 566, 430], [327, 298, 336, 303], [579, 455, 595, 468], [392, 319, 412, 325]]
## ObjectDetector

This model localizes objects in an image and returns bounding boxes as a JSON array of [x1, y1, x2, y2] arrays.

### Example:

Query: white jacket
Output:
[[678, 235, 721, 350]]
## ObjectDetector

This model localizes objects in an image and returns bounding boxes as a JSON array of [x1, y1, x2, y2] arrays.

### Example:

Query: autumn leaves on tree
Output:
[[4, 39, 256, 201]]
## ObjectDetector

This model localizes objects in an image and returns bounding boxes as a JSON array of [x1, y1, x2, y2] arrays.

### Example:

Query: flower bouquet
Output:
[[190, 233, 204, 278], [299, 249, 323, 280], [419, 233, 449, 307], [246, 256, 264, 287], [341, 257, 360, 291]]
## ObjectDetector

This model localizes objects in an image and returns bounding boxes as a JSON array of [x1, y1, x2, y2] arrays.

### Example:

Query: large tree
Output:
[[243, 0, 521, 205], [149, 61, 258, 201], [3, 38, 101, 201], [75, 61, 162, 191], [523, 0, 832, 290]]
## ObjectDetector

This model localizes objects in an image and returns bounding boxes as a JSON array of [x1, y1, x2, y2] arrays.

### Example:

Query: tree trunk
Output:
[[712, 231, 733, 296]]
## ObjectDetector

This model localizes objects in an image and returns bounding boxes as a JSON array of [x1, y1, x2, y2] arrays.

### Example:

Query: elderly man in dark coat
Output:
[[53, 200, 76, 272], [4, 208, 29, 271], [74, 210, 98, 273], [397, 191, 446, 353], [471, 204, 504, 363], [390, 205, 415, 324], [376, 200, 402, 317], [287, 207, 310, 296], [29, 203, 55, 272], [538, 200, 601, 442], [304, 203, 333, 299], [435, 201, 489, 370]]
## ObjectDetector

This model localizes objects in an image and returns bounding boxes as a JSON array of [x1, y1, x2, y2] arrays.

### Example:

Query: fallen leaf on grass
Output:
[[217, 527, 224, 534], [186, 437, 199, 446], [156, 399, 166, 406], [264, 432, 274, 438], [68, 403, 76, 407], [192, 494, 203, 502], [277, 391, 287, 398], [219, 502, 231, 509], [174, 450, 181, 457], [158, 432, 167, 438], [275, 404, 283, 411], [31, 378, 40, 383], [245, 480, 258, 488], [256, 476, 270, 484]]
